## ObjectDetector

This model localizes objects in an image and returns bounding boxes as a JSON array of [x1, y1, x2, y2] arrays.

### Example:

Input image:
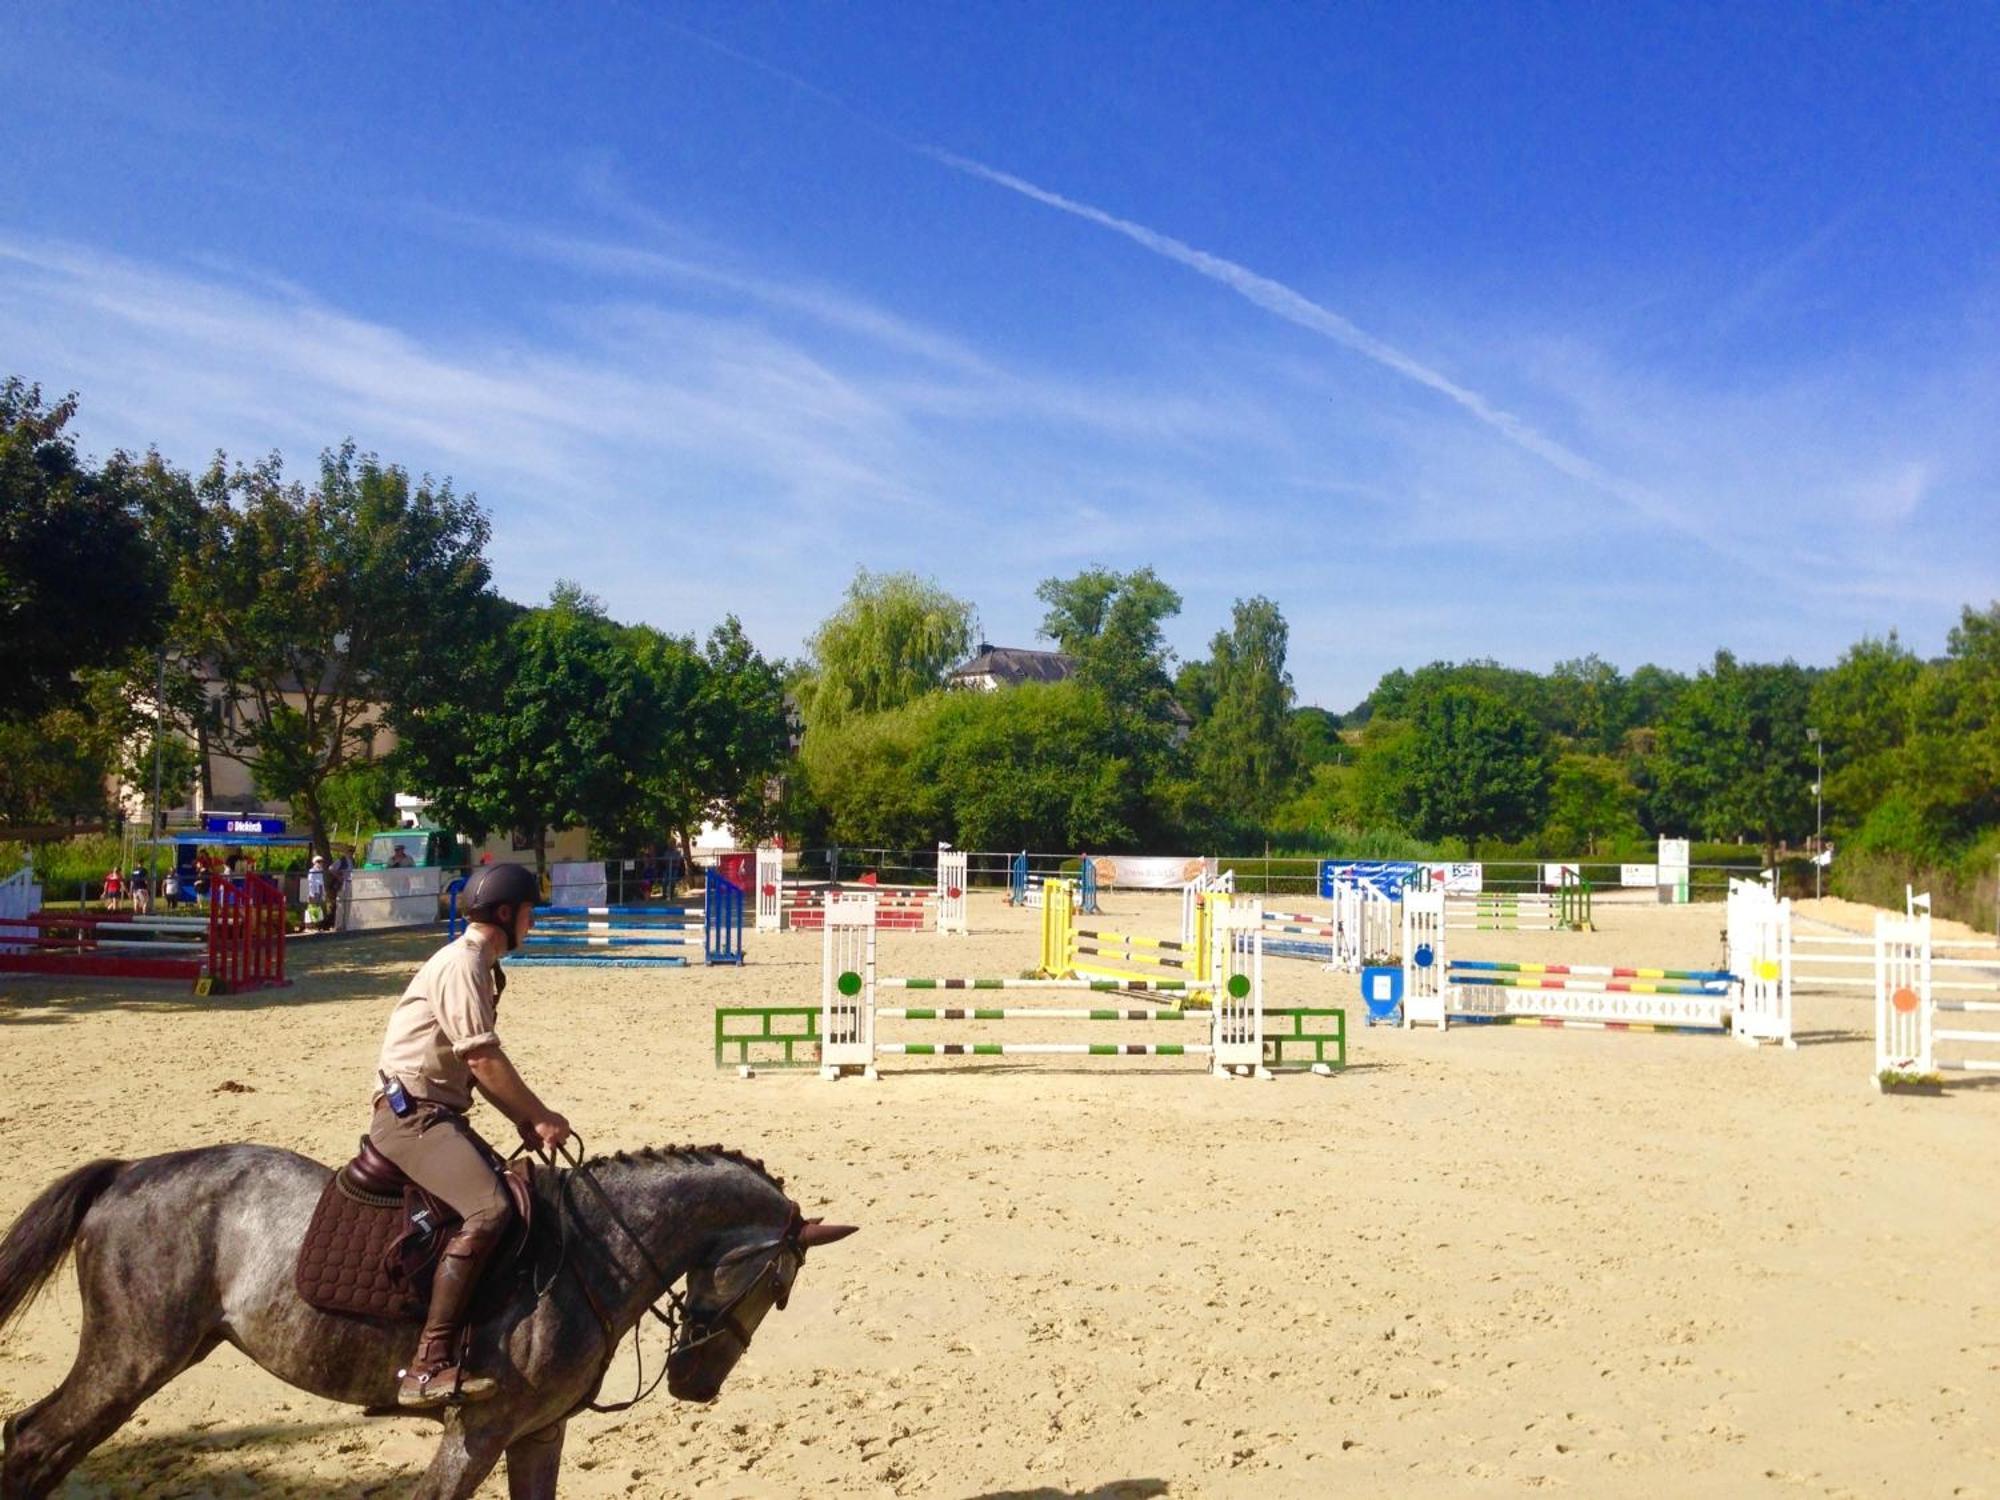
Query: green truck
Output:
[[359, 827, 468, 872]]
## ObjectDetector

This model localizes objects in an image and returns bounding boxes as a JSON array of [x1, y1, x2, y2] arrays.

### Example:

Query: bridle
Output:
[[522, 1136, 809, 1417]]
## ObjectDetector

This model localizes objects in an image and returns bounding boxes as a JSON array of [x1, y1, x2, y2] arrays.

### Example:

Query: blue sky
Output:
[[5, 3, 1996, 709]]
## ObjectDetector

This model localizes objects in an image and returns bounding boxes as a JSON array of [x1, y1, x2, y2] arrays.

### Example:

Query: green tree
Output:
[[797, 569, 976, 728], [0, 379, 168, 722], [1542, 753, 1646, 854], [1289, 707, 1347, 767], [603, 617, 791, 861], [1545, 655, 1626, 753], [167, 442, 494, 856], [1622, 663, 1690, 736], [1188, 596, 1298, 818], [798, 681, 1138, 850], [316, 760, 400, 845], [401, 586, 662, 871], [1035, 566, 1182, 718], [1892, 603, 2000, 849], [1807, 633, 1923, 833], [0, 705, 124, 828], [693, 616, 792, 847], [1399, 686, 1552, 850], [1648, 652, 1815, 856]]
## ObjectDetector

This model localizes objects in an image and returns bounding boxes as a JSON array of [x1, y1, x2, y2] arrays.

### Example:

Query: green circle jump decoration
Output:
[[838, 970, 863, 997]]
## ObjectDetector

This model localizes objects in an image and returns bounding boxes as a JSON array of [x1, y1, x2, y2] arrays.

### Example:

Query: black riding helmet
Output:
[[461, 863, 541, 949]]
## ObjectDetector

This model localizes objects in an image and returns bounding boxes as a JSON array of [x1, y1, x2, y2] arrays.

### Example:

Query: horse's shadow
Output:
[[64, 1419, 411, 1497]]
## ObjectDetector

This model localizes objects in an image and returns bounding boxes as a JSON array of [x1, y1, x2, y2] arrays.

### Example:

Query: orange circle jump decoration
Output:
[[1892, 985, 1921, 1014]]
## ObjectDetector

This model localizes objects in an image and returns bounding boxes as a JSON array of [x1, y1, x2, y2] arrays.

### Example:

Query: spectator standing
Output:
[[304, 856, 330, 932], [129, 866, 151, 916], [102, 867, 123, 910]]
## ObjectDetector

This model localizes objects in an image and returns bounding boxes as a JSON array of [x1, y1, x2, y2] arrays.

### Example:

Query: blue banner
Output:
[[1320, 860, 1423, 900], [203, 814, 286, 837]]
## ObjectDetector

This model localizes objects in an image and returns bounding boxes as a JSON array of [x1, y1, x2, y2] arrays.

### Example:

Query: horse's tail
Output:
[[0, 1159, 126, 1335]]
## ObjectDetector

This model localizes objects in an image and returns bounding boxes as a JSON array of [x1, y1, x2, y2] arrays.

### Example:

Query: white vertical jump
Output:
[[936, 845, 969, 937], [1725, 876, 1796, 1048], [755, 846, 784, 932], [1875, 911, 1931, 1075], [1874, 903, 2000, 1081], [819, 896, 877, 1079], [1209, 895, 1269, 1079], [1331, 881, 1398, 973], [1400, 888, 1448, 1028]]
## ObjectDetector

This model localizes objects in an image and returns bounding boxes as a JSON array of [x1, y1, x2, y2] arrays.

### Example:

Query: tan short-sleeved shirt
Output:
[[375, 927, 504, 1110]]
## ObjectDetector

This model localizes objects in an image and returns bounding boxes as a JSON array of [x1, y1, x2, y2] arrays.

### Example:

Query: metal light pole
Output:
[[1806, 728, 1823, 900], [149, 650, 168, 890]]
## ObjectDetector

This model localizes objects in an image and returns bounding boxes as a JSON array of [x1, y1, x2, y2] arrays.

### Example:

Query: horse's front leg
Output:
[[409, 1414, 512, 1500], [505, 1421, 566, 1500]]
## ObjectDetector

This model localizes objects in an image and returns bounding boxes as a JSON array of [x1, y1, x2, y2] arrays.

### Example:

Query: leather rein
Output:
[[521, 1136, 799, 1418]]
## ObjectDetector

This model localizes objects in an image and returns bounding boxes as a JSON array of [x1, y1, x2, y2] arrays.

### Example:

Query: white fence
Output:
[[1874, 907, 2000, 1081], [0, 862, 42, 956]]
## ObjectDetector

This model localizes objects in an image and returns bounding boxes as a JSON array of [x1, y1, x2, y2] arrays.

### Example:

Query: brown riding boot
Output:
[[397, 1224, 503, 1409]]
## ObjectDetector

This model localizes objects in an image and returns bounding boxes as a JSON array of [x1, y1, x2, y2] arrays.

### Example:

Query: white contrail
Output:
[[924, 147, 1704, 538]]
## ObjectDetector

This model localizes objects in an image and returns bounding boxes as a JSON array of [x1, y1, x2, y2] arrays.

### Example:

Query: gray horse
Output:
[[0, 1142, 856, 1498]]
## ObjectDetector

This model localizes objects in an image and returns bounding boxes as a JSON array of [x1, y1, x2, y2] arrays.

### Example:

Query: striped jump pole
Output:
[[1450, 960, 1733, 984], [878, 1042, 1208, 1057], [821, 888, 1280, 1080], [1450, 974, 1729, 998], [719, 1004, 1347, 1074], [883, 977, 1205, 992], [1436, 959, 1730, 1030]]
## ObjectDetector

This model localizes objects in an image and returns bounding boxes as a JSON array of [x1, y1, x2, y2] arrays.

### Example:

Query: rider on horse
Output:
[[369, 861, 571, 1409]]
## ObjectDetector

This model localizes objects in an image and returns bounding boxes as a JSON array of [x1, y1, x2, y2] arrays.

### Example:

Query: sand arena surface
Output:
[[3, 890, 1998, 1498]]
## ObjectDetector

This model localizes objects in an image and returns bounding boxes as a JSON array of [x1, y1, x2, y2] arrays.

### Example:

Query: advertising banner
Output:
[[1086, 855, 1214, 890]]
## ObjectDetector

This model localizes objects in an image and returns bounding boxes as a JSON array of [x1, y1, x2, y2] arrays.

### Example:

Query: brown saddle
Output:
[[295, 1137, 536, 1321]]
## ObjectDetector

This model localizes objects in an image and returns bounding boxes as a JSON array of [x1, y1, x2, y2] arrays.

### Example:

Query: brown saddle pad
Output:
[[295, 1146, 535, 1321]]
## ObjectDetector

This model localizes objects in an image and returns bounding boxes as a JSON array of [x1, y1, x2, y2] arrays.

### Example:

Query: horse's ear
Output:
[[799, 1219, 858, 1248]]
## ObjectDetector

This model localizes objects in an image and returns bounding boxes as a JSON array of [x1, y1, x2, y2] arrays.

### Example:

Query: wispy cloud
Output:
[[0, 229, 1289, 660], [921, 148, 1739, 556]]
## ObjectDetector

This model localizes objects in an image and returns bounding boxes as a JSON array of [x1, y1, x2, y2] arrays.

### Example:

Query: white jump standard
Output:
[[817, 892, 1278, 1081]]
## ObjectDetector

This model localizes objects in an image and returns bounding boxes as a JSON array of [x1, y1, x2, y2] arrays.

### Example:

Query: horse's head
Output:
[[666, 1212, 857, 1402]]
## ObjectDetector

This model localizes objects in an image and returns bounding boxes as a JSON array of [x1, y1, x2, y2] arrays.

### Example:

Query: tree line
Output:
[[0, 380, 787, 865], [4, 375, 1995, 921], [784, 567, 1998, 923]]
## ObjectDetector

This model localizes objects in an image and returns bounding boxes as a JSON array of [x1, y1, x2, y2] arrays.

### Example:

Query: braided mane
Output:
[[574, 1143, 787, 1194]]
